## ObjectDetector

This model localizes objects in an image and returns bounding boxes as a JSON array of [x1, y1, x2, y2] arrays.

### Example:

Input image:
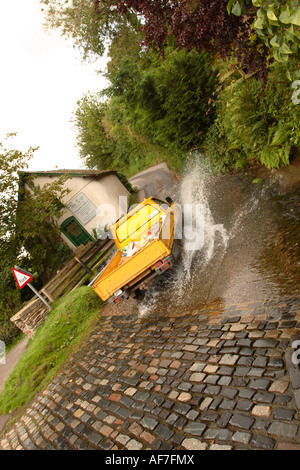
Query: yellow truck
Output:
[[92, 197, 181, 304]]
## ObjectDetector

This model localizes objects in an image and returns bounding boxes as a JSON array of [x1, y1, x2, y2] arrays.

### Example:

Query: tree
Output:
[[0, 135, 70, 278], [0, 134, 37, 266], [0, 135, 37, 342], [0, 135, 71, 343], [73, 93, 117, 169], [115, 0, 269, 79], [40, 0, 299, 80], [17, 174, 72, 282], [40, 0, 269, 77], [110, 46, 219, 151], [73, 36, 219, 172], [40, 0, 138, 60]]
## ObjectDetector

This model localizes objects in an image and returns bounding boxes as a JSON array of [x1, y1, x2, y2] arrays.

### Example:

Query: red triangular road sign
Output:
[[11, 267, 34, 289]]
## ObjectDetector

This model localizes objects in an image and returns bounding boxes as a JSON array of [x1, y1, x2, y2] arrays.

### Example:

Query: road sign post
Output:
[[11, 266, 52, 310], [26, 282, 52, 310]]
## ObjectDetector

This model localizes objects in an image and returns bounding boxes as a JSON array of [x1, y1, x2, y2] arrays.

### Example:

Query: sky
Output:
[[0, 0, 109, 171]]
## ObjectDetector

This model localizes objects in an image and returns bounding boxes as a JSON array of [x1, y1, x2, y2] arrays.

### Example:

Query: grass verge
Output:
[[0, 286, 103, 414]]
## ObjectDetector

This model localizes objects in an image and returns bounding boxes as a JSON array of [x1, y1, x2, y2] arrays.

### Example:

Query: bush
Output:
[[75, 45, 219, 176], [119, 47, 219, 153], [203, 62, 300, 170], [202, 121, 249, 173], [0, 320, 20, 346]]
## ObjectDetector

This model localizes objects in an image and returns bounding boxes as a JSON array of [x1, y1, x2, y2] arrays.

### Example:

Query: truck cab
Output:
[[92, 197, 181, 304]]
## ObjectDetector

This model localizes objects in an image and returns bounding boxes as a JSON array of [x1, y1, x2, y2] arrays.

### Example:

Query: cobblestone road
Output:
[[1, 297, 300, 450]]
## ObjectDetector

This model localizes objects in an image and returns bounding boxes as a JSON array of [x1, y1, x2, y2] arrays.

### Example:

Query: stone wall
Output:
[[10, 298, 50, 337]]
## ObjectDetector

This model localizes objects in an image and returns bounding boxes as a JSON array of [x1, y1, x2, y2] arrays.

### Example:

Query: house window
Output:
[[60, 216, 94, 247]]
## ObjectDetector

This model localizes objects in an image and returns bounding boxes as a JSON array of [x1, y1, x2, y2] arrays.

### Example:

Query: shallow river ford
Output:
[[105, 159, 300, 318]]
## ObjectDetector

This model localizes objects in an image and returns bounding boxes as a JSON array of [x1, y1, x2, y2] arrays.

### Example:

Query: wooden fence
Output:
[[40, 238, 115, 302], [10, 238, 115, 336]]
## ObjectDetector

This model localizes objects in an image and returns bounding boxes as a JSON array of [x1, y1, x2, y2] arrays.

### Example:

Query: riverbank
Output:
[[257, 151, 300, 193]]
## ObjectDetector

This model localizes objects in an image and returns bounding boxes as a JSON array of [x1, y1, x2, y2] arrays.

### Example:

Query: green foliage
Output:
[[0, 136, 36, 331], [0, 320, 20, 346], [73, 93, 117, 169], [227, 0, 252, 16], [40, 0, 113, 60], [0, 134, 37, 246], [0, 286, 102, 413], [16, 174, 72, 283], [134, 49, 218, 151], [228, 0, 300, 65], [44, 1, 299, 175], [203, 62, 300, 170], [201, 122, 249, 173], [73, 92, 172, 176], [40, 0, 139, 61], [73, 36, 219, 175], [0, 266, 21, 343], [0, 136, 73, 346]]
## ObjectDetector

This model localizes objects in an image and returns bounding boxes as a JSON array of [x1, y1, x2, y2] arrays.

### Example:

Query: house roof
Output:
[[17, 168, 133, 200], [17, 169, 119, 204], [19, 169, 117, 179]]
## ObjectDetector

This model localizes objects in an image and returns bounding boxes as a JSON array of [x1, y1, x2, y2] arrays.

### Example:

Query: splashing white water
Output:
[[172, 159, 229, 295], [138, 158, 230, 315], [136, 156, 274, 316], [138, 288, 160, 318]]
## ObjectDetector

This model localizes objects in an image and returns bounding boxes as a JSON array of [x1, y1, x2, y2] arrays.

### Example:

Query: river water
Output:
[[136, 157, 300, 316], [103, 156, 300, 318]]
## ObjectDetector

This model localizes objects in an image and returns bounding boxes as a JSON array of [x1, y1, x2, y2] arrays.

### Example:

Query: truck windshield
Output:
[[116, 203, 164, 244], [151, 199, 170, 209]]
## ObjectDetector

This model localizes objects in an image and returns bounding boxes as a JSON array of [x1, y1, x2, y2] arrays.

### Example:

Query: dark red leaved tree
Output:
[[108, 0, 268, 78]]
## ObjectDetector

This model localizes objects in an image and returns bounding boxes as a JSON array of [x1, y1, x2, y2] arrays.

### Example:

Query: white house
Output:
[[20, 169, 130, 251]]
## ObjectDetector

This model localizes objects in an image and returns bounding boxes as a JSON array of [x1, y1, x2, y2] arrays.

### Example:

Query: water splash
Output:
[[138, 289, 160, 318], [138, 157, 230, 315], [136, 157, 300, 317], [173, 158, 229, 294]]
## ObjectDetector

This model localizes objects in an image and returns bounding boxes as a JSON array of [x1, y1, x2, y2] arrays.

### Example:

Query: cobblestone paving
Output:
[[1, 297, 300, 451]]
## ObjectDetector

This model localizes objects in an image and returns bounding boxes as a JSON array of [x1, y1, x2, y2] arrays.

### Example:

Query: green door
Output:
[[61, 216, 95, 247]]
